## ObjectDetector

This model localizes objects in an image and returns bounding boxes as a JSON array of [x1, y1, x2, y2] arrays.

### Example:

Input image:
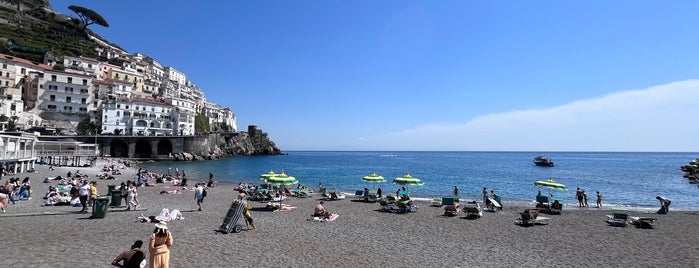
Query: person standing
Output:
[[88, 181, 98, 207], [576, 188, 584, 207], [453, 186, 460, 198], [582, 191, 589, 207], [78, 180, 90, 213], [126, 182, 136, 211], [195, 183, 205, 211], [149, 222, 173, 268], [111, 240, 146, 268], [596, 191, 602, 208]]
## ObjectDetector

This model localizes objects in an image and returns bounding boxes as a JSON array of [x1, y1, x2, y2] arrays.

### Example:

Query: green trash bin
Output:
[[106, 185, 116, 196], [110, 190, 122, 207], [92, 197, 110, 219]]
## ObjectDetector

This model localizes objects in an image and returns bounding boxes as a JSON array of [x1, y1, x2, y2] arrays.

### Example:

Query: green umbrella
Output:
[[393, 173, 425, 196], [534, 178, 568, 197], [362, 172, 386, 189], [265, 172, 298, 207], [259, 170, 277, 181]]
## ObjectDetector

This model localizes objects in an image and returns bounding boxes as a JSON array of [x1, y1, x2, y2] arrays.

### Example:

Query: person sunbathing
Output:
[[138, 208, 184, 223]]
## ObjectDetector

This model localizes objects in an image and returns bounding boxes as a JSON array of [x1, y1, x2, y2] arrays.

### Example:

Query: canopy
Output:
[[266, 172, 298, 186], [533, 178, 568, 191], [259, 170, 277, 181], [393, 173, 425, 186], [362, 172, 386, 183]]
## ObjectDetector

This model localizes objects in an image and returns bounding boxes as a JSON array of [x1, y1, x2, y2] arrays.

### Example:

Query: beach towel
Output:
[[311, 213, 339, 222]]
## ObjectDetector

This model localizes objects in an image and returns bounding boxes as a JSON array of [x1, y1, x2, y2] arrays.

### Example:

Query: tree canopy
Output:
[[68, 5, 109, 31]]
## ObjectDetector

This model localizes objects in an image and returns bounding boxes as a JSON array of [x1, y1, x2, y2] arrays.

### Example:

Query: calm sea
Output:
[[139, 151, 699, 210]]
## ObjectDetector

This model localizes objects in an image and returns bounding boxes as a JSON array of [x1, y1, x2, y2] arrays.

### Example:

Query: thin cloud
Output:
[[358, 80, 699, 151]]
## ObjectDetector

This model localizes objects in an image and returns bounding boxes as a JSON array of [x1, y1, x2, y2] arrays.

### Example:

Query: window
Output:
[[88, 64, 92, 69], [1, 64, 5, 69], [21, 68, 25, 74], [125, 105, 129, 109], [65, 87, 73, 93], [115, 73, 120, 79], [81, 98, 86, 104], [47, 105, 56, 110], [117, 104, 121, 108], [116, 111, 120, 116], [49, 95, 55, 101], [66, 97, 72, 103], [67, 77, 72, 84], [51, 75, 57, 81], [82, 79, 87, 85], [79, 107, 87, 113]]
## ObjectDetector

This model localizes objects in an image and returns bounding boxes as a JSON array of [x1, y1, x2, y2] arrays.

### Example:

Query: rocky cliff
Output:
[[170, 126, 282, 161]]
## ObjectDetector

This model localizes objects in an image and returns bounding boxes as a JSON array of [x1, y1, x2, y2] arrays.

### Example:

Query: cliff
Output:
[[171, 126, 282, 161]]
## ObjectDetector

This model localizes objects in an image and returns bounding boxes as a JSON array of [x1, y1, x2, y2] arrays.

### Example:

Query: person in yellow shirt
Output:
[[88, 181, 98, 206]]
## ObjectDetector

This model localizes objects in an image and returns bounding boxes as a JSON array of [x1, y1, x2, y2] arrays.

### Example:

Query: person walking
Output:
[[78, 180, 90, 213], [576, 188, 584, 207], [111, 240, 146, 268], [149, 222, 173, 268], [596, 191, 602, 208], [195, 183, 206, 211]]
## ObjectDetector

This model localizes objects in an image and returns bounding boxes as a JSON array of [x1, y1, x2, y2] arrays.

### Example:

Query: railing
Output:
[[36, 150, 97, 156]]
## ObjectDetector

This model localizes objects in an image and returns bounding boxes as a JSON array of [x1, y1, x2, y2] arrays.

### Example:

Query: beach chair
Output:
[[379, 199, 399, 211], [550, 200, 563, 214], [515, 212, 534, 226], [432, 198, 442, 207], [463, 201, 482, 219], [396, 199, 418, 213], [630, 216, 657, 229], [606, 213, 630, 227], [355, 190, 364, 199], [536, 195, 550, 211], [441, 197, 461, 216]]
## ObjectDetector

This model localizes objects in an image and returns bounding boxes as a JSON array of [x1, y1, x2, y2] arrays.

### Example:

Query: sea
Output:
[[138, 151, 699, 210]]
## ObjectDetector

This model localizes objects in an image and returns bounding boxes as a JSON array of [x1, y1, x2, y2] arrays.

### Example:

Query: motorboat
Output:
[[533, 156, 554, 167]]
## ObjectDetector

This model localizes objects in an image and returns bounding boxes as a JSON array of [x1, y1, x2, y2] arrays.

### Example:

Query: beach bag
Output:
[[202, 189, 208, 197]]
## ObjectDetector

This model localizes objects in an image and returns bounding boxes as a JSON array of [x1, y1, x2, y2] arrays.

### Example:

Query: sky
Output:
[[50, 1, 699, 152]]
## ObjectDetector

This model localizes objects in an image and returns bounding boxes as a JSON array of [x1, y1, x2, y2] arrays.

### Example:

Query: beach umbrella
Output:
[[534, 178, 568, 197], [265, 172, 298, 207], [259, 170, 277, 182], [362, 172, 386, 189], [393, 173, 425, 195]]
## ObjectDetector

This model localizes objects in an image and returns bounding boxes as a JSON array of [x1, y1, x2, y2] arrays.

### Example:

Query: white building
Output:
[[164, 97, 195, 135], [101, 97, 174, 136], [37, 68, 94, 115]]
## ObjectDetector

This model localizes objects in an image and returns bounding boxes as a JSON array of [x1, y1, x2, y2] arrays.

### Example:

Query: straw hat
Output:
[[154, 222, 168, 230]]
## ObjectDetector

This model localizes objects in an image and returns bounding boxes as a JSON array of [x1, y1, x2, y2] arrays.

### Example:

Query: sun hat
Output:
[[155, 222, 168, 229]]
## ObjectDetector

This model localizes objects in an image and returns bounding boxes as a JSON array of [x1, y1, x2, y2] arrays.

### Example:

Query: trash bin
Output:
[[107, 185, 116, 196], [92, 197, 109, 219], [110, 190, 122, 207]]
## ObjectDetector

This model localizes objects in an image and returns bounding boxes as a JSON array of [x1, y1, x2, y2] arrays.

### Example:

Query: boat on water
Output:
[[533, 156, 555, 167]]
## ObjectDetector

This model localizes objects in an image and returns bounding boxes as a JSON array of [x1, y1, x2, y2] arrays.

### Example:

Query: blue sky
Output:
[[52, 1, 699, 151]]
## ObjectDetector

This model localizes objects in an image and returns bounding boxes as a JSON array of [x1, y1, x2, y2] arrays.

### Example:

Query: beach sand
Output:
[[3, 161, 699, 267]]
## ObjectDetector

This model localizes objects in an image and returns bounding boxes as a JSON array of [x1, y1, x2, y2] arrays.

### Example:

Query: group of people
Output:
[[112, 222, 174, 268], [575, 188, 603, 208], [0, 177, 32, 212]]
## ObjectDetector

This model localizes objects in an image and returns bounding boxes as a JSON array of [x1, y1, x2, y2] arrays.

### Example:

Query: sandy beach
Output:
[[2, 161, 699, 267]]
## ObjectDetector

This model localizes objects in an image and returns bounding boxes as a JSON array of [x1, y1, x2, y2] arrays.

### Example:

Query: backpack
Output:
[[202, 188, 208, 197]]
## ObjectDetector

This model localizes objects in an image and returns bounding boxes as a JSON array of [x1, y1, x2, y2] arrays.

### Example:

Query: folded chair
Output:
[[441, 197, 461, 216]]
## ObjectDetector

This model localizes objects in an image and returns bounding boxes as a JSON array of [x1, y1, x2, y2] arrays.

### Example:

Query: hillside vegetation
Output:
[[0, 0, 113, 62]]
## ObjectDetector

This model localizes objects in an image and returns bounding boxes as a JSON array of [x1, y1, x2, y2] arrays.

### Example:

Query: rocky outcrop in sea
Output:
[[169, 125, 282, 161]]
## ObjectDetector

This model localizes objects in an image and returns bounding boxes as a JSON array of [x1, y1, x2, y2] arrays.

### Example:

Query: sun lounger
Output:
[[463, 201, 482, 219], [379, 199, 399, 211], [432, 198, 442, 207], [515, 212, 534, 226], [441, 197, 461, 216], [606, 213, 630, 227], [629, 216, 657, 229]]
